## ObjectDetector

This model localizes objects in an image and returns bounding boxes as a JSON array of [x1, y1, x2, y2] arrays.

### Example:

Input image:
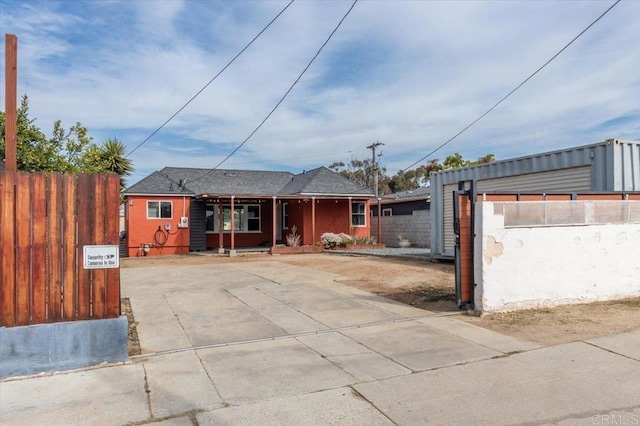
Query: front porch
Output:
[[190, 195, 372, 253]]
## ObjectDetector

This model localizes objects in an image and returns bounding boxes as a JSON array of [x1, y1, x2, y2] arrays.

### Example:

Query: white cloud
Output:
[[1, 0, 638, 185]]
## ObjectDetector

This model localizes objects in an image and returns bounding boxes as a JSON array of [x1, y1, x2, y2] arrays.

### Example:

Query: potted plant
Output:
[[397, 235, 411, 248]]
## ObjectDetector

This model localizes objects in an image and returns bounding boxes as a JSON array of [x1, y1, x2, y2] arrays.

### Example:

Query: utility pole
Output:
[[367, 141, 384, 197]]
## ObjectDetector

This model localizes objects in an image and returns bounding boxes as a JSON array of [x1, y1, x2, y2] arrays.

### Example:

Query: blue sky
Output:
[[1, 0, 639, 186]]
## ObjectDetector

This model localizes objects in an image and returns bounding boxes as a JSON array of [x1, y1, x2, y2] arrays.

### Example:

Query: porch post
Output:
[[218, 201, 224, 254], [377, 198, 382, 243], [311, 197, 316, 245], [229, 196, 236, 256], [348, 197, 352, 234], [272, 196, 277, 252]]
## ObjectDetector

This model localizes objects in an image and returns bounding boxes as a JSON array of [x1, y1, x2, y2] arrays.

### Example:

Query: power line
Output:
[[221, 148, 368, 167], [189, 0, 359, 184], [125, 0, 295, 158], [400, 0, 622, 172]]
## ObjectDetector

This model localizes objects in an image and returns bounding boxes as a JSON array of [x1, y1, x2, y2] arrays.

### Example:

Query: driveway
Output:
[[1, 258, 638, 425]]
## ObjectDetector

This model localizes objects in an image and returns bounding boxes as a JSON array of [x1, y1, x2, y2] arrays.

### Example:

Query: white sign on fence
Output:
[[83, 245, 119, 269]]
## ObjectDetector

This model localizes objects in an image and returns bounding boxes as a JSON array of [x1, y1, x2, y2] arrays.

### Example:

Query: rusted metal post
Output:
[[377, 198, 382, 243], [230, 196, 235, 253], [348, 197, 352, 234], [272, 196, 277, 251], [311, 197, 316, 245], [218, 202, 224, 254], [5, 34, 18, 172]]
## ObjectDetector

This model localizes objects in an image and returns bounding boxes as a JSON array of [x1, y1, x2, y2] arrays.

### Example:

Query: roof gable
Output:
[[125, 171, 187, 195], [279, 167, 374, 196]]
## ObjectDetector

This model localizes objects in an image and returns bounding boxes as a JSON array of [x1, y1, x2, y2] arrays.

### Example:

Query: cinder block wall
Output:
[[371, 210, 430, 247]]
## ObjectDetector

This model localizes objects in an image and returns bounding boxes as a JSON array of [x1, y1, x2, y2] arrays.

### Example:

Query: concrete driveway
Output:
[[2, 258, 639, 425]]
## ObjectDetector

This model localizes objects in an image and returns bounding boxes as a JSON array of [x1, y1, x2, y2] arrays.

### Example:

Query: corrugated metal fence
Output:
[[0, 172, 121, 327]]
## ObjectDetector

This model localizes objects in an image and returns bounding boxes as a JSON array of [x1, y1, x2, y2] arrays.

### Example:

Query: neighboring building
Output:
[[371, 187, 431, 247], [0, 160, 5, 171], [431, 138, 640, 258], [123, 166, 374, 256], [372, 187, 430, 216]]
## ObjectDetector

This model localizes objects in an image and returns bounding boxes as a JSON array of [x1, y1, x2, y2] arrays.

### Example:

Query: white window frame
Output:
[[351, 201, 366, 227], [205, 203, 261, 233], [382, 208, 392, 217], [147, 200, 173, 219]]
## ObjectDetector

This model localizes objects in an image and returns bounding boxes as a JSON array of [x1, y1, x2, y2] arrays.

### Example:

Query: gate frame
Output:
[[454, 180, 476, 310]]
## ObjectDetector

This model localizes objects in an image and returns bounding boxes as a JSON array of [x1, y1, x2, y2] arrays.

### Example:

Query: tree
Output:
[[329, 156, 389, 193], [329, 151, 495, 195], [1, 95, 133, 187], [84, 138, 134, 188]]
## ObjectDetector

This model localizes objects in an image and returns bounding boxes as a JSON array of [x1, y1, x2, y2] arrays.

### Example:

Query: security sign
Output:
[[83, 245, 119, 269]]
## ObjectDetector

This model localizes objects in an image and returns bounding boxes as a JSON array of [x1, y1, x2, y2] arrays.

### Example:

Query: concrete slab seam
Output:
[[129, 312, 461, 361], [292, 337, 362, 383], [142, 364, 153, 422], [193, 349, 228, 408], [333, 330, 414, 377], [229, 264, 285, 286], [583, 341, 640, 363], [325, 277, 426, 315], [254, 286, 332, 329], [348, 386, 400, 426], [337, 326, 509, 374], [418, 320, 538, 355], [223, 287, 291, 334], [0, 360, 128, 383], [163, 292, 195, 348]]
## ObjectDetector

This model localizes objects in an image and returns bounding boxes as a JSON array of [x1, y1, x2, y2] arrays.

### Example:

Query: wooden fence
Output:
[[0, 172, 121, 327]]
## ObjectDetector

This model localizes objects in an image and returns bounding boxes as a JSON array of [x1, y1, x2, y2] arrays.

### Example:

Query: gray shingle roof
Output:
[[279, 167, 373, 196], [389, 186, 431, 200], [124, 166, 373, 197], [0, 160, 4, 171], [374, 186, 431, 204]]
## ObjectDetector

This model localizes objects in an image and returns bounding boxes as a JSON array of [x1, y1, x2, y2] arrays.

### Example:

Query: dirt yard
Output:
[[122, 252, 640, 347]]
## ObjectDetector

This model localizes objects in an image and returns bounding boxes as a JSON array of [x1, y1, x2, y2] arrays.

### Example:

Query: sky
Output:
[[1, 0, 639, 187]]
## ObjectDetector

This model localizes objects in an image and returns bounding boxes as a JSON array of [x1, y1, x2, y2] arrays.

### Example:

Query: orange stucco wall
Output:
[[126, 196, 371, 256], [125, 195, 191, 257], [283, 198, 371, 245]]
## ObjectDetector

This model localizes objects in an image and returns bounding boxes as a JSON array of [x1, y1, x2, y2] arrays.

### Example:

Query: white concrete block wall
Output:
[[474, 201, 640, 313], [371, 210, 430, 247]]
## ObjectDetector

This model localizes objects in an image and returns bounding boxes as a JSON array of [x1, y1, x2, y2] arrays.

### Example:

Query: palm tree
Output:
[[99, 138, 134, 189]]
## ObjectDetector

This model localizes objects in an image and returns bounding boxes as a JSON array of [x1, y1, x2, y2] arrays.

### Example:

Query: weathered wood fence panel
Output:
[[0, 172, 121, 327]]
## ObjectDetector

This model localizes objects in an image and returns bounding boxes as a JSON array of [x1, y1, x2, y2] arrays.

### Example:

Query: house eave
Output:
[[293, 192, 374, 198], [371, 196, 431, 205], [195, 193, 374, 200], [124, 192, 194, 197]]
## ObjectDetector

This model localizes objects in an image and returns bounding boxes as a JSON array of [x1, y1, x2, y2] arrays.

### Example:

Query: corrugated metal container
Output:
[[431, 139, 640, 257]]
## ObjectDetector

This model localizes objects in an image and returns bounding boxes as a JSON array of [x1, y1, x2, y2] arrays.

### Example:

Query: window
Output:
[[351, 201, 366, 226], [282, 202, 289, 229], [247, 205, 260, 231], [224, 206, 244, 231], [147, 201, 172, 219], [382, 208, 392, 216], [205, 203, 261, 232]]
